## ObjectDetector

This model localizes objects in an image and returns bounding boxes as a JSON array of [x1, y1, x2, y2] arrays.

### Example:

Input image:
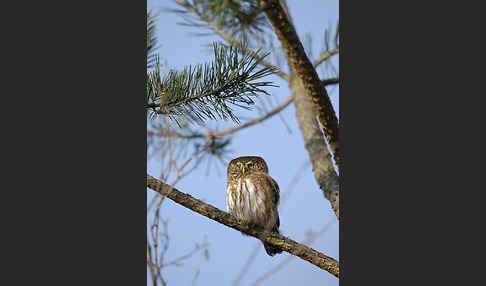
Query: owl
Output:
[[226, 156, 283, 256]]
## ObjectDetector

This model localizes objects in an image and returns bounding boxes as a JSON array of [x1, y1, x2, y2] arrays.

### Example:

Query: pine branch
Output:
[[259, 0, 341, 171], [147, 11, 158, 69], [173, 0, 289, 81], [172, 0, 268, 40], [147, 43, 277, 124], [146, 174, 339, 277]]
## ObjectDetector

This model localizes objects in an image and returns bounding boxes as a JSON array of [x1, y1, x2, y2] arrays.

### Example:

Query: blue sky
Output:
[[147, 1, 339, 285]]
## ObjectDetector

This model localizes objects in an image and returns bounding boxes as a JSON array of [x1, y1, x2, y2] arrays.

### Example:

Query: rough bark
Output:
[[260, 0, 341, 171], [147, 174, 339, 277], [290, 76, 340, 219]]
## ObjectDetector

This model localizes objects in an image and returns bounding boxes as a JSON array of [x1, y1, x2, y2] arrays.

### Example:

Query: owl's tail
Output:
[[263, 242, 283, 256], [262, 224, 283, 256]]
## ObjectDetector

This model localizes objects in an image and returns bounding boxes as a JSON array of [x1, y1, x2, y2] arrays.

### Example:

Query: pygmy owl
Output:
[[226, 156, 283, 256]]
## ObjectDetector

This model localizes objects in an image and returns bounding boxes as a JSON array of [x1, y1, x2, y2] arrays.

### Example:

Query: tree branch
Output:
[[260, 0, 341, 171], [147, 95, 294, 139], [147, 42, 277, 123], [146, 174, 339, 277], [322, 77, 339, 87], [291, 76, 339, 218], [175, 0, 289, 81], [250, 218, 335, 286], [313, 48, 339, 68]]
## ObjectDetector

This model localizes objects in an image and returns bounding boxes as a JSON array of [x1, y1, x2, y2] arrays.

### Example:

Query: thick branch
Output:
[[148, 95, 294, 139], [146, 174, 339, 277], [175, 0, 289, 81], [291, 76, 339, 219], [260, 0, 341, 171], [322, 77, 339, 87]]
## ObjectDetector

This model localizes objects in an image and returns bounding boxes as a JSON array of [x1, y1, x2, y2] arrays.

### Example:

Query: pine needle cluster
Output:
[[172, 0, 268, 40], [147, 11, 158, 69], [146, 42, 276, 125]]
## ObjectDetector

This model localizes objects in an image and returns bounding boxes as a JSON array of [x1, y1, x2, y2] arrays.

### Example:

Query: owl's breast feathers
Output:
[[226, 172, 280, 231]]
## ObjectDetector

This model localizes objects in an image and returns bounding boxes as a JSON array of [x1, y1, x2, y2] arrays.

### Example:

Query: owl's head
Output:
[[227, 156, 269, 180]]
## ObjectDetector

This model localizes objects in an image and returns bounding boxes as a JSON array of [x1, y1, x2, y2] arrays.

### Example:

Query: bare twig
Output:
[[147, 228, 168, 286], [250, 218, 336, 286], [260, 0, 341, 171], [147, 211, 207, 286], [147, 243, 162, 286], [313, 48, 339, 68], [147, 95, 294, 139], [147, 174, 339, 277], [191, 269, 200, 286], [279, 160, 311, 207], [149, 212, 170, 286], [175, 0, 289, 81], [231, 244, 260, 286], [161, 241, 208, 267], [204, 95, 293, 137]]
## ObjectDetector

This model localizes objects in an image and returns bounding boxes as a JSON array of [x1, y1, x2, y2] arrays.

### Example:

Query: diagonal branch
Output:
[[175, 0, 289, 81], [260, 0, 341, 171], [148, 77, 335, 140], [291, 76, 340, 219], [313, 48, 339, 68], [146, 174, 339, 277], [148, 95, 293, 139], [250, 218, 335, 286]]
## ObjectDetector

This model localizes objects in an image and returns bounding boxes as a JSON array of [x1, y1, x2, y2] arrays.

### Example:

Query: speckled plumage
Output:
[[226, 156, 282, 256]]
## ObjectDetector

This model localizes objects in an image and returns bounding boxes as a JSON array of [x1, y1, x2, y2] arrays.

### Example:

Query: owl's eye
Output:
[[246, 162, 254, 168]]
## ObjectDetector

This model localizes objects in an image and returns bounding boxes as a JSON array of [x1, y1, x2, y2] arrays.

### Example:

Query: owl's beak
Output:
[[241, 166, 246, 174]]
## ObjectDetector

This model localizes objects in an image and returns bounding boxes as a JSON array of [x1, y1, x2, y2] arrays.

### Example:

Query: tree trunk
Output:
[[290, 74, 340, 219]]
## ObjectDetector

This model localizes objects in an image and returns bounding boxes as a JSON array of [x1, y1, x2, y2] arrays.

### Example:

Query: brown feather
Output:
[[226, 156, 283, 256]]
